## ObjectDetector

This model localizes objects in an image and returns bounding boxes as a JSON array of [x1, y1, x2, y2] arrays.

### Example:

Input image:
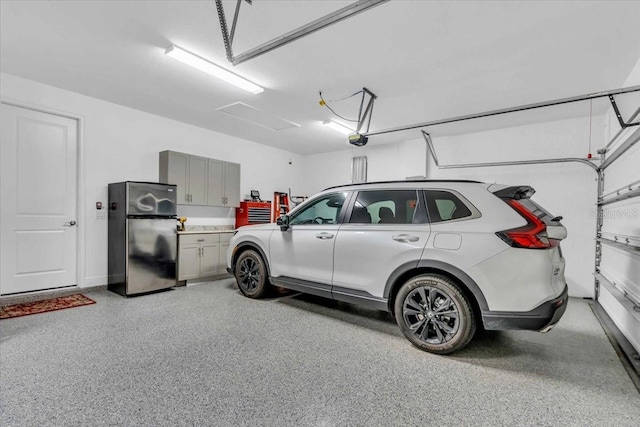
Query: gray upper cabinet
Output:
[[188, 155, 208, 205], [207, 159, 225, 207], [224, 162, 241, 207], [160, 151, 208, 205], [160, 150, 240, 207], [160, 151, 188, 204], [208, 159, 241, 207]]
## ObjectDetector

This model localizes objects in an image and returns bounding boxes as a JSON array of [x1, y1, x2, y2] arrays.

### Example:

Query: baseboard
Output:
[[82, 276, 108, 287], [185, 274, 233, 286], [0, 284, 107, 307]]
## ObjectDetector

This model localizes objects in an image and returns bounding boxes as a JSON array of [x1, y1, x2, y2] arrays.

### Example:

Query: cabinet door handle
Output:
[[197, 238, 205, 242]]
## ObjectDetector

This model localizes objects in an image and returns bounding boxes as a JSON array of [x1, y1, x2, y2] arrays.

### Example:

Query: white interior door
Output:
[[1, 104, 78, 295]]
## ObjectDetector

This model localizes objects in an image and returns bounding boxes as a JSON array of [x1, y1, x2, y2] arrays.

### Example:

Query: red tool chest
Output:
[[235, 201, 272, 228]]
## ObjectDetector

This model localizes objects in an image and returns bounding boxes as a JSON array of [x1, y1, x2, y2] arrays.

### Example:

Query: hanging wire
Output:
[[326, 90, 363, 103], [319, 90, 362, 123]]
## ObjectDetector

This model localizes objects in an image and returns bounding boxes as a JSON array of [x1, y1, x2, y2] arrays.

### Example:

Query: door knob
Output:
[[63, 220, 77, 226]]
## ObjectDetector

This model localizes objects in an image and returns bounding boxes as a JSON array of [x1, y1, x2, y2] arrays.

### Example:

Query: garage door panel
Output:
[[604, 149, 640, 194], [601, 128, 640, 192], [599, 284, 640, 352], [599, 246, 640, 302], [599, 199, 640, 237]]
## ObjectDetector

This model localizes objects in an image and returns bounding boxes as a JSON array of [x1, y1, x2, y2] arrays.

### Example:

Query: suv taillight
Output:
[[496, 199, 551, 249]]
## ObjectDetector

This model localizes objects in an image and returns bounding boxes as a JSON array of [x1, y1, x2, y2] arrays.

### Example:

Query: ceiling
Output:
[[1, 1, 639, 155]]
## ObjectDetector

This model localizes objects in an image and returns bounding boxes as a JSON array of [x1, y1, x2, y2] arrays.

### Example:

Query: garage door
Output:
[[595, 104, 640, 355]]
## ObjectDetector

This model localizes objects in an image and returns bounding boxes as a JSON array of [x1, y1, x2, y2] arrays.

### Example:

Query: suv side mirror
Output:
[[276, 215, 290, 231]]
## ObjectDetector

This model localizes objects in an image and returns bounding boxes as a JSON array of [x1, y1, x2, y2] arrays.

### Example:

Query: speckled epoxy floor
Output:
[[1, 279, 638, 426]]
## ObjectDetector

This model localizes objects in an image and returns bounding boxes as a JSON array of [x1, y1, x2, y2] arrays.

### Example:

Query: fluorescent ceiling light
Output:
[[165, 45, 264, 94], [323, 120, 354, 135]]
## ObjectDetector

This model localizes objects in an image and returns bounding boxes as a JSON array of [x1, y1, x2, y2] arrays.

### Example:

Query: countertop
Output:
[[177, 229, 235, 235], [177, 225, 235, 235]]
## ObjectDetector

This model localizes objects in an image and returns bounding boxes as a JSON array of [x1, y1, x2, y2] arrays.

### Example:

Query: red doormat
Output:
[[0, 294, 96, 319]]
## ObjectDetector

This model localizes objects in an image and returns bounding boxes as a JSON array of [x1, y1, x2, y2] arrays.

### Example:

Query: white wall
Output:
[[299, 139, 427, 195], [0, 72, 302, 288], [301, 115, 605, 298]]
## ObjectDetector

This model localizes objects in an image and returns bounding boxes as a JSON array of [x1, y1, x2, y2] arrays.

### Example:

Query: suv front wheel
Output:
[[234, 249, 270, 299], [394, 274, 476, 354]]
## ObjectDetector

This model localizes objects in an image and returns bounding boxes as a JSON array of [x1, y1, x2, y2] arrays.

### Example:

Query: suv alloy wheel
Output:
[[235, 249, 270, 298], [394, 274, 476, 354]]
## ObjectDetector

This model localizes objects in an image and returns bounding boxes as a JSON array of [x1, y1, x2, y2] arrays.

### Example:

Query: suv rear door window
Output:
[[349, 190, 427, 224], [425, 190, 473, 223]]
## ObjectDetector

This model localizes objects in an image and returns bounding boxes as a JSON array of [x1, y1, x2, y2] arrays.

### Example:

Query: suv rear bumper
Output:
[[481, 285, 569, 331]]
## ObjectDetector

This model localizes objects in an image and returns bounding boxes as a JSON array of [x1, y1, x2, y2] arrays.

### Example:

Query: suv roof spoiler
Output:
[[491, 185, 536, 200], [324, 179, 483, 191]]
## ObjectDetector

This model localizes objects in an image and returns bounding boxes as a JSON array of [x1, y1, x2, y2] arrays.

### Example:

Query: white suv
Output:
[[227, 180, 569, 354]]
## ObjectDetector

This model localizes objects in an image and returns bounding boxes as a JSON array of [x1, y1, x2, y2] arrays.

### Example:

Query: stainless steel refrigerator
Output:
[[108, 181, 178, 296]]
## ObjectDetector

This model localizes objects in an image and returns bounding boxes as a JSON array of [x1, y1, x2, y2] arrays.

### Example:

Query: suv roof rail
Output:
[[324, 179, 483, 191]]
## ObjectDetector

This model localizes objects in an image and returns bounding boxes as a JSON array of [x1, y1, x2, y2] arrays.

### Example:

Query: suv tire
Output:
[[394, 274, 476, 354], [235, 249, 270, 299]]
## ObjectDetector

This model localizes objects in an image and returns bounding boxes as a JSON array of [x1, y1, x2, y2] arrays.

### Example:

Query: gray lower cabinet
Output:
[[178, 234, 220, 281], [160, 150, 240, 207], [178, 232, 233, 281]]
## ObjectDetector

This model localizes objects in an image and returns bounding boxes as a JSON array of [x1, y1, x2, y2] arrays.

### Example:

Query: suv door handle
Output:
[[392, 234, 419, 242], [315, 232, 334, 240]]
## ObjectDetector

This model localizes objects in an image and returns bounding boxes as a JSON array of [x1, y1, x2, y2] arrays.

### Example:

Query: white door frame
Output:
[[1, 97, 86, 289]]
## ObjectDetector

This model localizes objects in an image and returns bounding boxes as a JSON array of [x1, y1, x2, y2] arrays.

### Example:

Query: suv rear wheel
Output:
[[394, 274, 476, 354], [235, 249, 270, 299]]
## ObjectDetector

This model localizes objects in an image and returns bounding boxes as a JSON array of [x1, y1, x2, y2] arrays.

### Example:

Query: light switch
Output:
[[96, 201, 105, 219]]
